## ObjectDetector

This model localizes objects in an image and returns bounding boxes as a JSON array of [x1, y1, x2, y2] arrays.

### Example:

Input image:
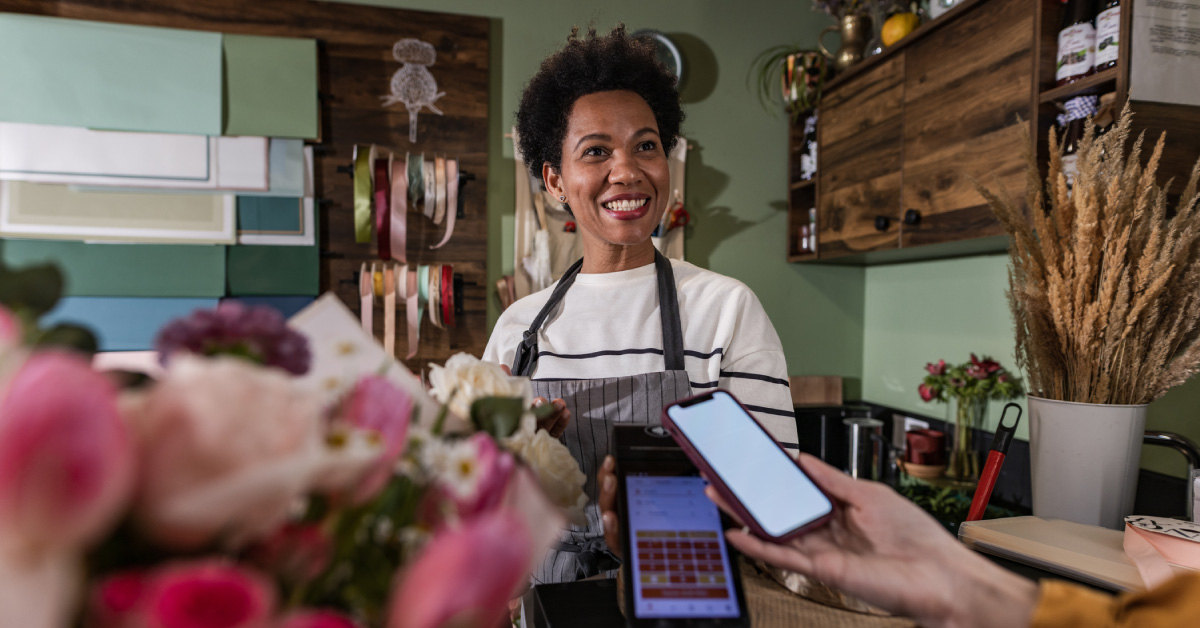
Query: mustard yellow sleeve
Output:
[[1031, 572, 1200, 628]]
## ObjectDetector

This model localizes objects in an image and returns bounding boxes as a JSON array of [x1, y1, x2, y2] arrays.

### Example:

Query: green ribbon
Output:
[[407, 153, 424, 210], [417, 264, 430, 329], [353, 144, 373, 243]]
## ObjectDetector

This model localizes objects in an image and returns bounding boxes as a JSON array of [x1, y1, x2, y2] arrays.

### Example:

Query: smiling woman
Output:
[[483, 25, 797, 585]]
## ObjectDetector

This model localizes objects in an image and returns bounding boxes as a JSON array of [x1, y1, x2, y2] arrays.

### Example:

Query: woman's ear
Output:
[[542, 162, 563, 198]]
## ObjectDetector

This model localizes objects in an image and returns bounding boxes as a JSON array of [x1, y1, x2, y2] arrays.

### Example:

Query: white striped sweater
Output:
[[483, 259, 798, 448]]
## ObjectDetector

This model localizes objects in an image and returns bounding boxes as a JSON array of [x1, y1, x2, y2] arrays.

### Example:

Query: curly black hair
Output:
[[515, 24, 684, 182]]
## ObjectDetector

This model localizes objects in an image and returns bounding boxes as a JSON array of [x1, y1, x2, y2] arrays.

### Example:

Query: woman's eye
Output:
[[638, 140, 657, 152], [582, 146, 606, 157]]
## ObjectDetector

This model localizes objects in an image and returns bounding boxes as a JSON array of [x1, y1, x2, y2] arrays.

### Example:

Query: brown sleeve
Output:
[[1031, 572, 1200, 628]]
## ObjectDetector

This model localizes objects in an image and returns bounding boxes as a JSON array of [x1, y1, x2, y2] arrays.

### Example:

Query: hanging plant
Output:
[[748, 45, 828, 122]]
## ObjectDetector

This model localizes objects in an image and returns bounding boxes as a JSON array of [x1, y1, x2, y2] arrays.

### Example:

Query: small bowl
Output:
[[900, 461, 947, 480]]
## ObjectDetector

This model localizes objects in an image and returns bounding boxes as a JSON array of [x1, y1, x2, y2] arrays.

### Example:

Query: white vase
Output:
[[1028, 395, 1148, 529]]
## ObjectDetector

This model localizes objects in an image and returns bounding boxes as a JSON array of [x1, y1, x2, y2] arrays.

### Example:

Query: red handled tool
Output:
[[966, 402, 1022, 522]]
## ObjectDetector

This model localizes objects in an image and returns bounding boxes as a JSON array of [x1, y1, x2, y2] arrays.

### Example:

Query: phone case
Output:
[[661, 390, 836, 543]]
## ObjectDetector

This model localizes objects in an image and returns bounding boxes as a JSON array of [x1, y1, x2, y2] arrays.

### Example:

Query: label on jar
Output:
[[1096, 7, 1121, 66], [1057, 23, 1096, 81], [1062, 153, 1079, 188]]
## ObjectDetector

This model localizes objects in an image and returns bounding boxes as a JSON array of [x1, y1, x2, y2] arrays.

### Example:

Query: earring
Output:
[[558, 195, 566, 202]]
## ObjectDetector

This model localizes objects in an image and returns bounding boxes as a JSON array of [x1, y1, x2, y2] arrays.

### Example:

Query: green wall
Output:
[[324, 0, 1195, 478], [862, 254, 1200, 478], [325, 0, 865, 386]]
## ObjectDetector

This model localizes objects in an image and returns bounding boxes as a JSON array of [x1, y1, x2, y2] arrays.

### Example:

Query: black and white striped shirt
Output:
[[484, 259, 798, 448]]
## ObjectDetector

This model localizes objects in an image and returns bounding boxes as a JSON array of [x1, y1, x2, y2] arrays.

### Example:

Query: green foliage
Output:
[[0, 260, 97, 354], [747, 45, 826, 122], [470, 396, 526, 439]]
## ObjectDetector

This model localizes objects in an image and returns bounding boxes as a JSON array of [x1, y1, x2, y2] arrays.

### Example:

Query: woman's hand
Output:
[[597, 455, 621, 559], [531, 397, 569, 438], [498, 365, 570, 438], [706, 454, 1038, 628]]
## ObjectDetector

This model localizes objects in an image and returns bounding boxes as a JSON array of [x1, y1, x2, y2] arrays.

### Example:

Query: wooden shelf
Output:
[[1038, 68, 1119, 103], [787, 253, 818, 263], [790, 178, 816, 191]]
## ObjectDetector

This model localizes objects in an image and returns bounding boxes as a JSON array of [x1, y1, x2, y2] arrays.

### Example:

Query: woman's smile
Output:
[[600, 194, 651, 220]]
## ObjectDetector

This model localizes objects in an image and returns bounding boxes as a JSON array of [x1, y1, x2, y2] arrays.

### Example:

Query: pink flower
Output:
[[336, 376, 413, 502], [426, 434, 516, 522], [924, 360, 946, 376], [388, 510, 532, 628], [966, 365, 987, 380], [88, 571, 150, 628], [998, 374, 1010, 383], [981, 358, 1002, 374], [139, 560, 276, 628], [276, 610, 362, 628], [0, 305, 20, 346], [246, 523, 332, 584], [125, 355, 327, 549], [918, 383, 936, 402], [0, 351, 134, 553]]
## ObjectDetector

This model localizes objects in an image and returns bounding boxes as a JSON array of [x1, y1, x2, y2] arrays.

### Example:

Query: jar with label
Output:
[[1095, 0, 1120, 70], [1056, 0, 1096, 86]]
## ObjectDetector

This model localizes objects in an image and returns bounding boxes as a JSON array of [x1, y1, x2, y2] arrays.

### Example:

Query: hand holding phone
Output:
[[663, 390, 834, 542]]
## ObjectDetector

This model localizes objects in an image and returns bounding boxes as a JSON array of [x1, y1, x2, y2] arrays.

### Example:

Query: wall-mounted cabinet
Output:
[[788, 0, 1200, 265]]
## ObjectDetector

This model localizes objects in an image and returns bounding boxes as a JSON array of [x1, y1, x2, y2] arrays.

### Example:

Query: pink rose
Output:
[[125, 355, 326, 549], [247, 523, 332, 584], [88, 571, 149, 628], [918, 383, 936, 402], [140, 560, 276, 628], [335, 375, 413, 502], [0, 351, 134, 553], [388, 510, 532, 628], [276, 610, 362, 628], [924, 360, 946, 376]]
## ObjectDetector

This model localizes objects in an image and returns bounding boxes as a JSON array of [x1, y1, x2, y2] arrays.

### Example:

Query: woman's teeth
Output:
[[603, 198, 648, 212]]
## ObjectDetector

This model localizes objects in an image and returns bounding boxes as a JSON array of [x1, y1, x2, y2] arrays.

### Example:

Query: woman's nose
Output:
[[608, 151, 643, 185]]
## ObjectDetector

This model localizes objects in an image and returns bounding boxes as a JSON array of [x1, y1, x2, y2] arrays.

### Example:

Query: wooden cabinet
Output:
[[900, 0, 1031, 249], [815, 56, 904, 258], [790, 0, 1200, 264]]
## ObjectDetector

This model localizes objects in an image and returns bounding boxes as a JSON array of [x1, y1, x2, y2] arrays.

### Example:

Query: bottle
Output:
[[1095, 0, 1120, 70], [1056, 0, 1097, 86], [1061, 116, 1085, 188]]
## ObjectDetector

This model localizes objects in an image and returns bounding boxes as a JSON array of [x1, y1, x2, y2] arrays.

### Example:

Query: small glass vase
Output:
[[947, 398, 986, 481]]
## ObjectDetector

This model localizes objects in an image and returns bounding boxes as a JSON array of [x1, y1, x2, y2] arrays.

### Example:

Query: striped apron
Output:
[[511, 250, 693, 584]]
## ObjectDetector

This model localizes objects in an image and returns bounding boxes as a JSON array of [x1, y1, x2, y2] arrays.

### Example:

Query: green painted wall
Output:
[[325, 0, 866, 386], [862, 254, 1200, 478]]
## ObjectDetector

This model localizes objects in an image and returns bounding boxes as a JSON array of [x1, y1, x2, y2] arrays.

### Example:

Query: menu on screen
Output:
[[626, 474, 740, 619]]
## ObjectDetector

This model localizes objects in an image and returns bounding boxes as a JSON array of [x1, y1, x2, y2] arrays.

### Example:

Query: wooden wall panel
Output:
[[0, 0, 490, 372]]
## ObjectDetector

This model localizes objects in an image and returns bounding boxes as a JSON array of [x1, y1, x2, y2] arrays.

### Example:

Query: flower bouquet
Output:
[[918, 354, 1023, 480], [0, 270, 585, 628]]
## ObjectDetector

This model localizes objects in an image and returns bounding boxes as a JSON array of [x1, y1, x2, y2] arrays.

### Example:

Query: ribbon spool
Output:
[[374, 156, 391, 260]]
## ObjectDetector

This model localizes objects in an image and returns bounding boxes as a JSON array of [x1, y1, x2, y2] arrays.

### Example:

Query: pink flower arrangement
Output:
[[918, 353, 1021, 405], [0, 298, 575, 628]]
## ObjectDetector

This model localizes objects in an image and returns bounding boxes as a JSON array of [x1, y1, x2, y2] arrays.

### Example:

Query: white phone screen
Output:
[[667, 391, 833, 537]]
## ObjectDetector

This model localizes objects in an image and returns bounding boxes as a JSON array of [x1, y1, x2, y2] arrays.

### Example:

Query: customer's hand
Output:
[[706, 454, 1038, 628], [532, 397, 570, 438], [597, 455, 620, 559]]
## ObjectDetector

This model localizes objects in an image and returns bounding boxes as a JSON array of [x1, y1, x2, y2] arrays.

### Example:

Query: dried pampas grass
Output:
[[979, 105, 1200, 405]]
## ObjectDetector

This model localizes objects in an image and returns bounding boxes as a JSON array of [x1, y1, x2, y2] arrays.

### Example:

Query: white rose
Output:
[[504, 416, 588, 526], [427, 353, 530, 419]]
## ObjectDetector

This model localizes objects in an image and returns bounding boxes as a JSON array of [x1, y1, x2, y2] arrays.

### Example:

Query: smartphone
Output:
[[662, 390, 835, 542], [613, 425, 750, 627]]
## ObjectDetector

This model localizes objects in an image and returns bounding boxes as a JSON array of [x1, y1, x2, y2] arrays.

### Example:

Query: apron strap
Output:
[[654, 249, 685, 371], [512, 257, 585, 377], [512, 251, 685, 376]]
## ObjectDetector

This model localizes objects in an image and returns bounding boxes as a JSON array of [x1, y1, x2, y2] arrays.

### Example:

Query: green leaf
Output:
[[531, 401, 556, 421], [0, 263, 63, 316], [33, 323, 97, 355], [470, 396, 525, 438]]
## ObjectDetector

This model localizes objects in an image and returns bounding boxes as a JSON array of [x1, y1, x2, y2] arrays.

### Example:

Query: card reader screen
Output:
[[626, 474, 739, 619]]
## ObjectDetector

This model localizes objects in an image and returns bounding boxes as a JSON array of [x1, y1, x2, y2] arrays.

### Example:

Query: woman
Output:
[[483, 25, 797, 584]]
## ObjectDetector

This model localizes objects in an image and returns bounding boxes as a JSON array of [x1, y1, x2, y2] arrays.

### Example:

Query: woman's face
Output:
[[544, 90, 670, 255]]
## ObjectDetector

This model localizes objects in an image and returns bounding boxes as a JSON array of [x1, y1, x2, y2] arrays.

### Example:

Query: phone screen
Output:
[[667, 391, 833, 538], [626, 473, 740, 619]]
